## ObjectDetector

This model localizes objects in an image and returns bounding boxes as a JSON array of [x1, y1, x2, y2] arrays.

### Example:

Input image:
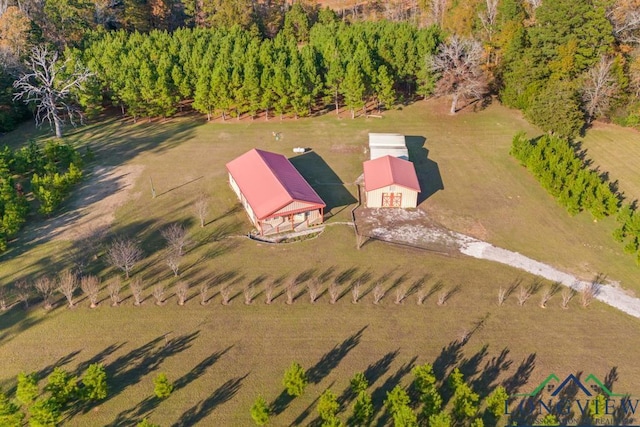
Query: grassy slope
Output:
[[0, 100, 639, 425], [579, 122, 640, 203]]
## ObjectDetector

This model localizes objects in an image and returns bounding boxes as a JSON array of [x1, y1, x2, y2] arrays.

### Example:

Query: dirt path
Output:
[[458, 237, 640, 318], [356, 208, 640, 318], [26, 164, 144, 244]]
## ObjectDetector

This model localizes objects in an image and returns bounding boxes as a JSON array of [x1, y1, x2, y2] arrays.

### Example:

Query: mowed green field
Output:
[[0, 99, 639, 425]]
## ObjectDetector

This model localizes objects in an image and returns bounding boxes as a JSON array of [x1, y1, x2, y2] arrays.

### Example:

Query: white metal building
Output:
[[368, 133, 408, 160]]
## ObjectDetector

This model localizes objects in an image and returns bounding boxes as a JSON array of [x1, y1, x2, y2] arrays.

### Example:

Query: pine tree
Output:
[[317, 389, 340, 422], [250, 395, 270, 426], [282, 362, 307, 397], [375, 64, 396, 112], [341, 61, 366, 119], [485, 385, 508, 418], [153, 373, 173, 399], [82, 363, 108, 401], [45, 368, 79, 407], [0, 390, 24, 426], [16, 372, 39, 407]]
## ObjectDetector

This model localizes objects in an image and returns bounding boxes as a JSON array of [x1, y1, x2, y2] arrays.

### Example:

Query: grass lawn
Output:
[[0, 99, 639, 425], [579, 122, 640, 202]]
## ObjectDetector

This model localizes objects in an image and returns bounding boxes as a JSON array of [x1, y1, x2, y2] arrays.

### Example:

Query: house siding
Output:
[[365, 185, 417, 208]]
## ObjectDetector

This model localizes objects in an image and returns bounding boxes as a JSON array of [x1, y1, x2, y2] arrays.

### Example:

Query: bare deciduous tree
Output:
[[108, 237, 143, 279], [0, 287, 7, 310], [524, 0, 542, 11], [57, 270, 78, 308], [108, 277, 122, 306], [14, 279, 30, 309], [152, 284, 166, 305], [130, 277, 144, 306], [307, 279, 320, 303], [561, 288, 575, 309], [431, 36, 488, 114], [394, 285, 408, 304], [194, 194, 210, 228], [81, 275, 100, 308], [161, 223, 189, 256], [416, 287, 428, 305], [606, 0, 640, 45], [34, 276, 55, 309], [328, 280, 340, 304], [582, 56, 619, 122], [517, 286, 531, 306], [437, 290, 448, 306], [220, 283, 232, 305], [497, 286, 507, 306], [372, 283, 385, 304], [199, 283, 209, 305], [539, 287, 553, 308], [13, 46, 93, 138], [243, 283, 255, 305], [165, 249, 181, 277], [72, 225, 108, 274], [478, 0, 499, 41], [429, 0, 448, 26], [580, 281, 601, 308], [351, 281, 361, 304], [175, 281, 189, 306], [285, 280, 296, 305], [264, 281, 275, 304]]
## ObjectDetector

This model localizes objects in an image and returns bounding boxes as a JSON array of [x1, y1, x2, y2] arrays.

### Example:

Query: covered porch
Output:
[[257, 208, 323, 236]]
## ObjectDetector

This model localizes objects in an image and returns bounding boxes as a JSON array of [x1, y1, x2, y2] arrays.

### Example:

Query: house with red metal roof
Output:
[[226, 149, 326, 235], [363, 155, 420, 208]]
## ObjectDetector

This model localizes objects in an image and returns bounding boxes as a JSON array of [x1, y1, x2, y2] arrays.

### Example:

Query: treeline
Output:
[[74, 21, 441, 121], [2, 0, 640, 135], [511, 133, 640, 264], [0, 141, 85, 251], [250, 361, 562, 427]]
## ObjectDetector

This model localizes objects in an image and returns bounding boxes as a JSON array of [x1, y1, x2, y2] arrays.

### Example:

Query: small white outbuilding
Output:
[[368, 133, 408, 160]]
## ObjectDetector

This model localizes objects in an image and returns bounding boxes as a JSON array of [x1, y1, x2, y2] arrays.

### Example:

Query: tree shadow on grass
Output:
[[271, 389, 296, 416], [405, 136, 444, 204], [337, 349, 400, 410], [106, 331, 200, 397], [307, 326, 368, 384], [503, 353, 537, 395], [174, 346, 233, 392], [433, 340, 465, 383], [0, 305, 46, 348], [290, 381, 334, 427], [471, 347, 512, 398], [75, 342, 126, 377], [173, 374, 248, 427], [106, 346, 232, 427], [371, 357, 418, 426]]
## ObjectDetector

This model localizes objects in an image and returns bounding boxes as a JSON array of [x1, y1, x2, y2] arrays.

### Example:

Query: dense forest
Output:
[[0, 0, 639, 137]]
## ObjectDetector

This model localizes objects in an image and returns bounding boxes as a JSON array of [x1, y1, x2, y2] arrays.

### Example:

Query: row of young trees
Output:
[[0, 364, 107, 426], [511, 132, 640, 264], [250, 361, 552, 426], [0, 140, 85, 251], [75, 20, 442, 121]]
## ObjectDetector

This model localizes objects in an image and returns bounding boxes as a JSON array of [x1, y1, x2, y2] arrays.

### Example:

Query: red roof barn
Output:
[[226, 149, 325, 235], [363, 155, 420, 208]]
